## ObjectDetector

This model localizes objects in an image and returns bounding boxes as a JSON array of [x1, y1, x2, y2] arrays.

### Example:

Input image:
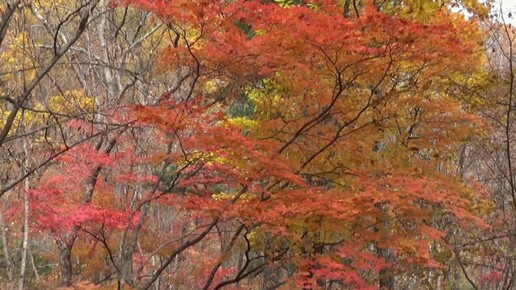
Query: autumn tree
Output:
[[0, 0, 172, 288], [0, 0, 501, 289], [442, 8, 516, 289], [68, 0, 489, 288]]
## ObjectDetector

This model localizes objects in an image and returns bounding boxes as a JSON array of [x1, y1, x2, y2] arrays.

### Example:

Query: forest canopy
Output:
[[0, 0, 514, 289]]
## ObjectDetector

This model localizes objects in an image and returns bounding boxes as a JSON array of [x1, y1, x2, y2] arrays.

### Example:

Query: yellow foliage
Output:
[[212, 192, 254, 201], [48, 90, 94, 113], [0, 32, 37, 82], [245, 79, 283, 118], [226, 116, 258, 130]]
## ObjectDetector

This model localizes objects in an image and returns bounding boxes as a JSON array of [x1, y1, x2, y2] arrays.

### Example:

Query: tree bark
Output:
[[18, 130, 30, 290], [378, 248, 394, 290], [58, 242, 73, 287], [0, 212, 14, 285]]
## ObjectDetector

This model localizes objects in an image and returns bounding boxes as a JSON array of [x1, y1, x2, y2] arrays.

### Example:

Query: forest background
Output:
[[0, 0, 515, 289]]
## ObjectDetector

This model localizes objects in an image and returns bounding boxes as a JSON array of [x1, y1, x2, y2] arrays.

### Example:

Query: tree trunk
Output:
[[18, 137, 30, 290], [379, 259, 394, 290], [0, 212, 14, 285], [376, 202, 394, 290], [59, 243, 73, 287], [29, 248, 40, 282]]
